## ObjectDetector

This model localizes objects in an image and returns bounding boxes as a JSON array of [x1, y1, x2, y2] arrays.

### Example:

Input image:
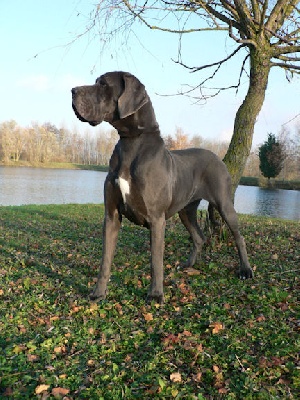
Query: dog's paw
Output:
[[239, 267, 254, 280], [146, 292, 164, 304], [89, 290, 107, 302]]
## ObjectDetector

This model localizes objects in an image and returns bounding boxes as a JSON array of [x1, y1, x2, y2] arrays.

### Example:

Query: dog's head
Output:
[[72, 71, 148, 127]]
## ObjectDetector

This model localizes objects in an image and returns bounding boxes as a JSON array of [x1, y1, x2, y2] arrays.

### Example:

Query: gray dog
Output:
[[72, 71, 253, 303]]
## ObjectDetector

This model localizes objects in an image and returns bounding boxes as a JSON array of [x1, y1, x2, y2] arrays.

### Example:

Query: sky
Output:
[[1, 0, 300, 148]]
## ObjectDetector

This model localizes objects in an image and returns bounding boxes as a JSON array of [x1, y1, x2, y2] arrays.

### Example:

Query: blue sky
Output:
[[1, 0, 299, 147]]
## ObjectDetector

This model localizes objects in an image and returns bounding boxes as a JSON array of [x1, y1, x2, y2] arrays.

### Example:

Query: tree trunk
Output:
[[223, 46, 271, 198]]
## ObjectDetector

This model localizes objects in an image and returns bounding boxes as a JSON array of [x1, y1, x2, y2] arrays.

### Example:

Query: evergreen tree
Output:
[[259, 134, 285, 181]]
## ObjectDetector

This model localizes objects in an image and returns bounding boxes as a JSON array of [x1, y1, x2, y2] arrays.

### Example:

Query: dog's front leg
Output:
[[147, 216, 166, 304], [90, 208, 121, 301]]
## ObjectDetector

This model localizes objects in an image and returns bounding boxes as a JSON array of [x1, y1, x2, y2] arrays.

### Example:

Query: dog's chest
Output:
[[114, 173, 148, 227], [115, 176, 130, 203]]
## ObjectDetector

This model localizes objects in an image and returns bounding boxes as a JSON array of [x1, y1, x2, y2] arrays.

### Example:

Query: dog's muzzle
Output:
[[72, 87, 99, 126]]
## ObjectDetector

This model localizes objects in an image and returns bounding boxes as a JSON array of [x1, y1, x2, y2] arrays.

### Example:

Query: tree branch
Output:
[[250, 0, 260, 22], [266, 0, 299, 32], [275, 54, 300, 62], [121, 0, 228, 33], [170, 47, 249, 102], [271, 61, 300, 71], [194, 0, 241, 30], [258, 0, 269, 34], [272, 44, 300, 56], [233, 0, 256, 34], [174, 43, 246, 72], [229, 22, 257, 46], [219, 0, 239, 20]]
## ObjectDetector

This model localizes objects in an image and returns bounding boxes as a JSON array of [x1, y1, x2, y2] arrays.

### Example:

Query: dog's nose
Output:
[[71, 87, 77, 96]]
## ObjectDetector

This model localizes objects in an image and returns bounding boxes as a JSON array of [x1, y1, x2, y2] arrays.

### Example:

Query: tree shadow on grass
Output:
[[0, 205, 104, 296]]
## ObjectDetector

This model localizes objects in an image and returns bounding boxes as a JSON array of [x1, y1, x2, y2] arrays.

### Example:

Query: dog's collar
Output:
[[118, 126, 160, 138]]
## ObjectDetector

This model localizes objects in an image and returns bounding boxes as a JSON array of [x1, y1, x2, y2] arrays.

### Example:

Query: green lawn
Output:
[[0, 204, 299, 399]]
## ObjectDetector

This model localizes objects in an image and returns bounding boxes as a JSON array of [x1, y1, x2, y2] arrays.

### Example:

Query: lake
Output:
[[0, 166, 299, 221]]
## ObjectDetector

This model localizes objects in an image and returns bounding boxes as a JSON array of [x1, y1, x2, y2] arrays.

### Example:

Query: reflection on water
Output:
[[0, 167, 299, 221], [0, 166, 106, 206], [234, 185, 300, 221]]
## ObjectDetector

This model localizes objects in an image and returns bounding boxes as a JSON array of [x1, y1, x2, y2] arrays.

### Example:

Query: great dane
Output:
[[72, 71, 253, 303]]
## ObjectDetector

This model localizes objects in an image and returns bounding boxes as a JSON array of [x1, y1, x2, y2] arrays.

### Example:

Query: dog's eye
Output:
[[97, 80, 107, 88]]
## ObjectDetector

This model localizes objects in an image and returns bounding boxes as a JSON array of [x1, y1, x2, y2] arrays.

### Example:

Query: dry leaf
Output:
[[170, 372, 182, 383], [185, 267, 201, 276], [210, 322, 224, 334], [256, 314, 266, 322], [143, 312, 153, 322], [192, 372, 202, 382], [54, 345, 66, 354], [27, 353, 39, 362], [35, 384, 50, 394], [213, 365, 220, 373], [52, 387, 70, 397]]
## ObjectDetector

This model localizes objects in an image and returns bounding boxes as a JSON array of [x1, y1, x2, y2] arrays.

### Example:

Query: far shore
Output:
[[1, 161, 299, 190], [0, 161, 109, 172]]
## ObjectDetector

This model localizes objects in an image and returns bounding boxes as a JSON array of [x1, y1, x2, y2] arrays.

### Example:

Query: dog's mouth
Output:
[[72, 101, 101, 126]]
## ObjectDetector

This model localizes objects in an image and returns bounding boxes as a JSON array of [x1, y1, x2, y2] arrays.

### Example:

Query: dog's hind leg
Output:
[[217, 200, 253, 279], [179, 200, 205, 268]]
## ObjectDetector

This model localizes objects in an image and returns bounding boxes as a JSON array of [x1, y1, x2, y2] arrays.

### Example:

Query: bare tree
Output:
[[0, 120, 26, 162], [80, 0, 300, 194]]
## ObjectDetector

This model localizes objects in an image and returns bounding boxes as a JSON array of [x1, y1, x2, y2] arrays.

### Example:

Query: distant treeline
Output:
[[1, 120, 299, 182], [0, 120, 118, 166]]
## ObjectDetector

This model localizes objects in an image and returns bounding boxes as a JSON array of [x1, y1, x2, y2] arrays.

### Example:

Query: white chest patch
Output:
[[116, 177, 130, 203]]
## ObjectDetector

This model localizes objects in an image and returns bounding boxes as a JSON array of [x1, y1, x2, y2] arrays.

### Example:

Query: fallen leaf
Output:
[[52, 387, 70, 397], [170, 372, 182, 383], [35, 384, 50, 394], [3, 387, 13, 396], [210, 322, 224, 334], [54, 345, 66, 354], [178, 282, 189, 295], [192, 372, 202, 382], [13, 345, 26, 354], [185, 267, 201, 276], [213, 365, 220, 373], [50, 316, 60, 322], [27, 354, 39, 362], [143, 312, 153, 322]]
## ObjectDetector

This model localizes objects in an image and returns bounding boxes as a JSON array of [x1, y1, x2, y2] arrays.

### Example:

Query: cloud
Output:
[[17, 74, 51, 91], [16, 73, 86, 93], [56, 74, 86, 90]]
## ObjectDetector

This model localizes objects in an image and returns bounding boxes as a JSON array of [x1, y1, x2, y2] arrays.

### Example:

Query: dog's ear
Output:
[[118, 73, 148, 119]]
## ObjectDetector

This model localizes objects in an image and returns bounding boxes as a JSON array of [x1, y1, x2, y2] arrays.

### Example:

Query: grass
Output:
[[0, 161, 109, 172], [0, 204, 299, 399], [240, 176, 300, 191]]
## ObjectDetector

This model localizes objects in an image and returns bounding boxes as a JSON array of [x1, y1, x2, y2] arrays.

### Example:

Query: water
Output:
[[0, 166, 106, 206], [0, 166, 299, 221]]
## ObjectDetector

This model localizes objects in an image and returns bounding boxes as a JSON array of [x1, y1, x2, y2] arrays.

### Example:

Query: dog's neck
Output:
[[111, 100, 160, 138]]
